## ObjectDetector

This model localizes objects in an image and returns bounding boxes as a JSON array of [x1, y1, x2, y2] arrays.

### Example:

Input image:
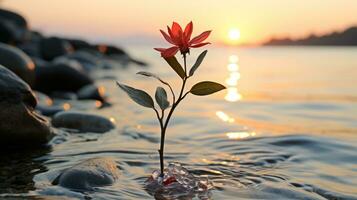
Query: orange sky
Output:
[[2, 0, 357, 45]]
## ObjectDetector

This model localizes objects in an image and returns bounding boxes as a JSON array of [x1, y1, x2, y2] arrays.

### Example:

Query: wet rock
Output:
[[34, 91, 53, 107], [66, 51, 99, 71], [0, 9, 27, 28], [34, 63, 93, 94], [0, 65, 52, 147], [18, 42, 40, 57], [77, 84, 106, 102], [67, 38, 97, 51], [52, 111, 115, 133], [31, 56, 49, 68], [37, 105, 65, 117], [0, 43, 36, 86], [51, 91, 78, 100], [53, 157, 120, 191], [102, 45, 127, 56], [39, 37, 73, 61], [53, 56, 86, 73], [0, 9, 29, 44], [0, 18, 20, 44], [34, 91, 65, 116]]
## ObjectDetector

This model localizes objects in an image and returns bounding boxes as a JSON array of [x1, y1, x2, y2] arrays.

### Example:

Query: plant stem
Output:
[[158, 54, 188, 176]]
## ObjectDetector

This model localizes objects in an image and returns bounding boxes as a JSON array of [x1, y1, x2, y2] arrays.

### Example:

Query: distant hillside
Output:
[[264, 26, 357, 46]]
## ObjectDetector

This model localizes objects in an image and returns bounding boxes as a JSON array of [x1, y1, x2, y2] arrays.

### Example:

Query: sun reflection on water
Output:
[[226, 131, 256, 140], [225, 54, 242, 102], [216, 111, 235, 123]]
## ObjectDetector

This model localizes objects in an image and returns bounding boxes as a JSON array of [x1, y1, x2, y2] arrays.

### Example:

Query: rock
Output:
[[0, 65, 52, 147], [34, 91, 65, 116], [53, 157, 120, 191], [66, 51, 99, 71], [52, 111, 115, 133], [37, 105, 65, 117], [51, 91, 78, 100], [18, 42, 41, 57], [101, 45, 127, 56], [34, 63, 93, 94], [39, 37, 73, 61], [34, 91, 53, 106], [53, 56, 86, 73], [0, 9, 27, 28], [0, 43, 36, 86], [0, 18, 20, 44], [0, 9, 29, 44], [77, 84, 106, 102], [67, 38, 97, 51]]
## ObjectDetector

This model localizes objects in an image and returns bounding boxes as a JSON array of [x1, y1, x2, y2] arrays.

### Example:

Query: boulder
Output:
[[34, 63, 93, 94], [51, 111, 115, 133], [101, 45, 127, 56], [34, 91, 53, 107], [77, 84, 106, 102], [0, 43, 36, 87], [0, 9, 27, 28], [0, 9, 28, 44], [53, 157, 120, 191], [34, 91, 65, 116], [0, 18, 20, 44], [66, 51, 99, 71], [0, 65, 52, 147], [66, 38, 97, 51], [39, 37, 73, 61]]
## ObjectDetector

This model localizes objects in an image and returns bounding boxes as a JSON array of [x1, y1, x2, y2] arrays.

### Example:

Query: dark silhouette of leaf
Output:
[[189, 50, 207, 76], [190, 81, 226, 96], [116, 82, 154, 108], [164, 56, 186, 79], [155, 87, 170, 110]]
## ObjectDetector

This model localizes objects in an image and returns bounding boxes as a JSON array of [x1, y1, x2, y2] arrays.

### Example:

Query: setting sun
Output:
[[228, 28, 241, 41]]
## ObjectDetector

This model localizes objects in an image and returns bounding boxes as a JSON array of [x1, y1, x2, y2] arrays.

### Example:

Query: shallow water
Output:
[[1, 46, 357, 199]]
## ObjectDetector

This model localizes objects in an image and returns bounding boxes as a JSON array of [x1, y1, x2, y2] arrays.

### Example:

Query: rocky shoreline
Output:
[[0, 8, 146, 189]]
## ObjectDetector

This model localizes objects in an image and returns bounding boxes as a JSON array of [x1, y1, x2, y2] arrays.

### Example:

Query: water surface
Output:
[[1, 46, 357, 199]]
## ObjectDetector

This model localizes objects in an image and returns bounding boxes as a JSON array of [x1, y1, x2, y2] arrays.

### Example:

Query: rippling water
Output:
[[1, 47, 357, 199]]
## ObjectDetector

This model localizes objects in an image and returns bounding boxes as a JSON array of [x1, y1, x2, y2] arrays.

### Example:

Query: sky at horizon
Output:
[[2, 0, 357, 46]]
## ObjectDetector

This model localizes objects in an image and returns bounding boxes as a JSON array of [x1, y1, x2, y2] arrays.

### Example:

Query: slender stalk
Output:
[[158, 54, 188, 176]]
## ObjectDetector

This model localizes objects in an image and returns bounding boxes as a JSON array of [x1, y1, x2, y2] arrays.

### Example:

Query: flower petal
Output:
[[189, 30, 211, 45], [190, 42, 211, 48], [171, 22, 183, 41], [154, 47, 167, 52], [155, 46, 179, 58], [160, 30, 175, 45], [184, 21, 193, 41], [167, 26, 174, 38]]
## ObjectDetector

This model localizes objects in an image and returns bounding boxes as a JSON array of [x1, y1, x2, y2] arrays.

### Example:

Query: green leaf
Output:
[[189, 50, 207, 76], [137, 71, 169, 86], [116, 82, 154, 108], [164, 56, 186, 79], [190, 81, 226, 96], [155, 87, 170, 110]]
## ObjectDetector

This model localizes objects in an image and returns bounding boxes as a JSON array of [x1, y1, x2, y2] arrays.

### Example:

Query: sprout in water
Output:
[[116, 21, 225, 181]]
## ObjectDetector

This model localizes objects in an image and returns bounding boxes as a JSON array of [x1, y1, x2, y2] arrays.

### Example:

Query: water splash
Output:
[[145, 163, 213, 199]]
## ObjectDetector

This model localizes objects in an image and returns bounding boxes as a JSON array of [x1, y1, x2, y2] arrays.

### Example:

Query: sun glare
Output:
[[228, 28, 241, 41]]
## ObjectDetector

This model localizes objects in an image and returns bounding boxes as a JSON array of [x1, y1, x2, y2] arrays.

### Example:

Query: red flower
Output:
[[154, 21, 211, 58]]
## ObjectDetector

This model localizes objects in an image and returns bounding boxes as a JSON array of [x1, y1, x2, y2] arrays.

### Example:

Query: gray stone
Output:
[[0, 43, 36, 86], [34, 63, 93, 94], [53, 157, 120, 191], [40, 37, 73, 61], [0, 65, 52, 147], [77, 84, 106, 102], [52, 111, 115, 133]]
